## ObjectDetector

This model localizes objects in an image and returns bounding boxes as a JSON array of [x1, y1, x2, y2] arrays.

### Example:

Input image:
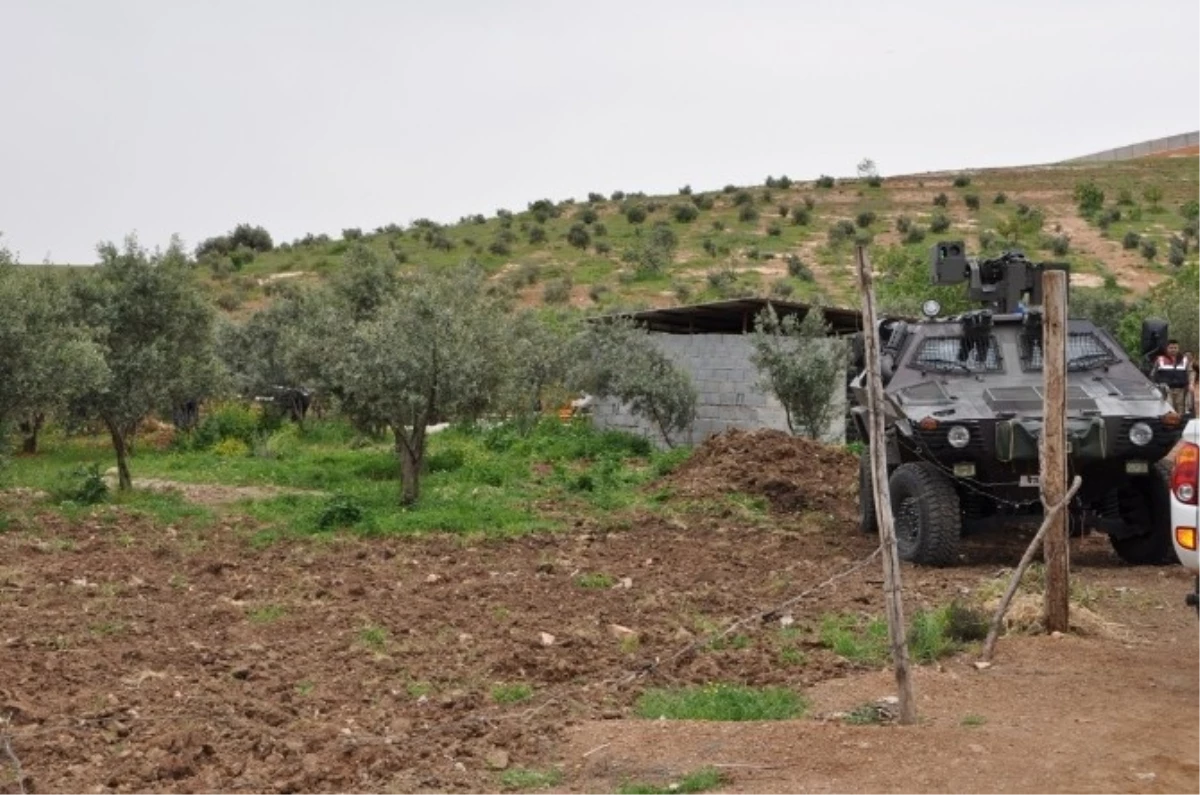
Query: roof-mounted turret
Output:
[[930, 241, 1069, 315]]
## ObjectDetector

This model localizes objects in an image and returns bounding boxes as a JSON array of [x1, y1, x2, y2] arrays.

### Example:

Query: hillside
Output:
[[201, 154, 1198, 319]]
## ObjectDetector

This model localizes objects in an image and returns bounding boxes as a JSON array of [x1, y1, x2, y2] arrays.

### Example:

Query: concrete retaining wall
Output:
[[1066, 131, 1199, 163], [590, 332, 846, 448]]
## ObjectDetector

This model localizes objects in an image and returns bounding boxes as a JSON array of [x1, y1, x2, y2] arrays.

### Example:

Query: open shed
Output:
[[588, 299, 863, 447]]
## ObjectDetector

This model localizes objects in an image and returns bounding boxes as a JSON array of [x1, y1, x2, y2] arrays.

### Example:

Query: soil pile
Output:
[[664, 428, 858, 520]]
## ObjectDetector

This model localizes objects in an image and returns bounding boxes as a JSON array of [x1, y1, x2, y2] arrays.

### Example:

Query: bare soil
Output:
[[1, 430, 1197, 794]]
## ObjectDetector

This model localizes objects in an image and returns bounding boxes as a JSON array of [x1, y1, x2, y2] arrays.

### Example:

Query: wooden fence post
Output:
[[1042, 270, 1070, 633], [854, 245, 917, 725]]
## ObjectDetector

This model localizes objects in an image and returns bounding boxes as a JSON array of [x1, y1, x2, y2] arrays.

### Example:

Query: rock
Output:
[[619, 577, 633, 589], [1133, 772, 1156, 781], [485, 749, 510, 770], [973, 661, 993, 670], [608, 624, 637, 640], [539, 632, 556, 647], [672, 627, 694, 642], [1050, 631, 1064, 639], [967, 743, 985, 754], [779, 615, 795, 628], [458, 633, 473, 645], [425, 573, 442, 584]]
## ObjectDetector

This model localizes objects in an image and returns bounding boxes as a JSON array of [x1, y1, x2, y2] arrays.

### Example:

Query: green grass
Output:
[[961, 713, 987, 727], [247, 604, 286, 623], [819, 605, 978, 666], [819, 614, 890, 665], [618, 767, 725, 794], [634, 683, 805, 721], [575, 572, 616, 589], [4, 418, 688, 541], [490, 683, 534, 704], [358, 624, 388, 651], [499, 767, 563, 791]]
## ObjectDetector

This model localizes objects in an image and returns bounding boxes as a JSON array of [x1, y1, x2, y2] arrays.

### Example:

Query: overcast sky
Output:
[[1, 0, 1197, 263]]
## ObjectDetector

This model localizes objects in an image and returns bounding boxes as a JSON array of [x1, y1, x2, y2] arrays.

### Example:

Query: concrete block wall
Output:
[[1065, 131, 1199, 163], [591, 332, 846, 448]]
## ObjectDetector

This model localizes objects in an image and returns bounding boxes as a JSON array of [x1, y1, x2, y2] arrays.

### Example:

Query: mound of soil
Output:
[[664, 429, 858, 520]]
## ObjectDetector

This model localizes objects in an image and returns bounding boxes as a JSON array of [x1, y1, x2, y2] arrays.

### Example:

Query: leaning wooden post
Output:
[[854, 245, 917, 725], [1041, 270, 1070, 633]]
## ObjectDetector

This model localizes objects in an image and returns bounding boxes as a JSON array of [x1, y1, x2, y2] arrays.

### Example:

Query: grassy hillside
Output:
[[200, 155, 1198, 317]]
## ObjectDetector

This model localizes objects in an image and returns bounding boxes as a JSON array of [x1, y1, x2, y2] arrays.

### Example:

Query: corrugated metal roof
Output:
[[592, 298, 864, 336]]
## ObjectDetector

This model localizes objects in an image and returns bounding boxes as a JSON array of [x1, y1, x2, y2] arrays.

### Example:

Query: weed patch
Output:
[[618, 768, 724, 794], [635, 683, 804, 721], [490, 683, 534, 704], [499, 768, 562, 791]]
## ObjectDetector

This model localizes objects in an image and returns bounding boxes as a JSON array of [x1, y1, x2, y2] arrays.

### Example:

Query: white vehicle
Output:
[[1169, 419, 1198, 607]]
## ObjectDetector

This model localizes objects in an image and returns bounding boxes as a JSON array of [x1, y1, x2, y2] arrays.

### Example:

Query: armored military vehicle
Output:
[[849, 241, 1185, 566]]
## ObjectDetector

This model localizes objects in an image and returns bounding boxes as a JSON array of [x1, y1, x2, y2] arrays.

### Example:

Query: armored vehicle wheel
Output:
[[858, 452, 877, 536], [1110, 461, 1176, 565], [888, 462, 961, 566]]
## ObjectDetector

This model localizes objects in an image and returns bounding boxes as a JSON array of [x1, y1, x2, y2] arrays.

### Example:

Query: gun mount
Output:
[[930, 241, 1069, 315]]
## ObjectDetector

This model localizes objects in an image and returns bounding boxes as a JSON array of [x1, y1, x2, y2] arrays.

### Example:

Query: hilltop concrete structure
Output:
[[587, 299, 862, 448]]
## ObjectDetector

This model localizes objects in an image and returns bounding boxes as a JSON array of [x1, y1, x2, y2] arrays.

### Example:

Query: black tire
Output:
[[888, 462, 962, 566], [858, 452, 877, 536], [1110, 461, 1176, 565]]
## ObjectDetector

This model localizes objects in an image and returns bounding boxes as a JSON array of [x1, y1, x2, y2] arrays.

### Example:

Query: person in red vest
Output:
[[1151, 339, 1191, 414]]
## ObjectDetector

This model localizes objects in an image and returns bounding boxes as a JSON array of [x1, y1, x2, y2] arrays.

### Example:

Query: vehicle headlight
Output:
[[1129, 422, 1153, 447], [947, 425, 971, 448]]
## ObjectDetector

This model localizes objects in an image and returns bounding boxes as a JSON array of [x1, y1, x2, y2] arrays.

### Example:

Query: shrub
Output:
[[528, 225, 547, 244], [588, 283, 610, 303], [777, 204, 789, 218], [769, 278, 794, 297], [49, 464, 108, 505], [803, 196, 815, 211], [855, 211, 876, 228], [624, 205, 647, 224], [594, 241, 612, 255], [316, 494, 366, 530], [952, 175, 971, 188], [592, 222, 608, 237], [761, 190, 773, 204], [776, 175, 792, 189], [1168, 242, 1186, 267], [711, 220, 725, 231], [672, 203, 699, 223], [1096, 207, 1121, 230], [214, 437, 250, 457], [488, 239, 511, 256], [587, 192, 606, 203], [342, 227, 363, 241], [577, 207, 599, 225], [978, 229, 997, 250], [1122, 230, 1141, 250], [692, 194, 714, 211], [514, 261, 541, 286], [895, 215, 912, 234], [1043, 234, 1070, 256], [929, 213, 951, 233], [1184, 218, 1199, 239], [678, 184, 692, 195], [722, 184, 737, 194], [1181, 199, 1200, 221], [932, 193, 949, 207], [706, 267, 738, 291], [733, 190, 753, 206], [790, 207, 811, 226], [1073, 181, 1105, 215], [964, 194, 980, 210], [738, 205, 760, 223], [993, 192, 1007, 204], [815, 175, 835, 189], [1140, 239, 1157, 261], [904, 226, 927, 245], [610, 190, 625, 201], [671, 280, 692, 302], [827, 220, 856, 246], [786, 255, 813, 281], [1143, 184, 1163, 210], [191, 401, 261, 449], [635, 684, 804, 721], [866, 175, 883, 188], [566, 223, 591, 249], [766, 223, 782, 237], [1117, 189, 1135, 206], [543, 277, 572, 304], [645, 200, 662, 213]]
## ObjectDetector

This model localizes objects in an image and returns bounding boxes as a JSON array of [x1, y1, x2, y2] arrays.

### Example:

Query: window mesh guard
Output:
[[1021, 332, 1117, 371], [911, 336, 1002, 373]]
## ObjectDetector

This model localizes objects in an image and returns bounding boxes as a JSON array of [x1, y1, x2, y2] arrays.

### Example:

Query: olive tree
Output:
[[331, 265, 508, 504], [749, 306, 849, 440], [0, 242, 106, 458], [571, 318, 697, 447], [499, 310, 576, 433], [70, 235, 217, 490]]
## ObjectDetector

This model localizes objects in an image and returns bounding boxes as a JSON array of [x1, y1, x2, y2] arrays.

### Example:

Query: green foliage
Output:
[[48, 463, 109, 505], [575, 572, 615, 588], [691, 194, 714, 211], [342, 227, 363, 241], [330, 243, 399, 322], [499, 768, 563, 792], [815, 175, 835, 188], [819, 614, 889, 665], [790, 206, 811, 226], [875, 245, 971, 316], [672, 203, 699, 223], [490, 683, 534, 703], [1073, 181, 1105, 215], [528, 225, 547, 244], [624, 204, 648, 224], [932, 192, 948, 207], [316, 494, 367, 530], [952, 174, 971, 188], [993, 192, 1007, 204], [1122, 230, 1141, 250], [766, 222, 782, 237], [571, 318, 697, 447], [635, 684, 804, 721], [618, 768, 725, 795], [855, 211, 876, 228], [827, 220, 856, 246], [769, 278, 794, 297], [903, 226, 927, 245], [1143, 184, 1163, 210], [543, 277, 572, 304], [749, 308, 847, 440], [213, 437, 250, 457], [737, 205, 759, 223], [1140, 239, 1157, 261], [963, 194, 980, 210], [566, 222, 591, 249], [786, 255, 813, 281], [1041, 234, 1070, 256], [929, 212, 951, 233]]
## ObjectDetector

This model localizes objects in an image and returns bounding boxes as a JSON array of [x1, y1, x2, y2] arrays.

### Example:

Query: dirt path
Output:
[[1051, 208, 1164, 292]]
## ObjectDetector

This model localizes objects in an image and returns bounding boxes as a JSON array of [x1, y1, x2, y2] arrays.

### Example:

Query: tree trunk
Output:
[[107, 422, 133, 491], [396, 434, 423, 506], [20, 412, 45, 454]]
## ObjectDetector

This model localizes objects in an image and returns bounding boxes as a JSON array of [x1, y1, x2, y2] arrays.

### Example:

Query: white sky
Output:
[[1, 0, 1197, 263]]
